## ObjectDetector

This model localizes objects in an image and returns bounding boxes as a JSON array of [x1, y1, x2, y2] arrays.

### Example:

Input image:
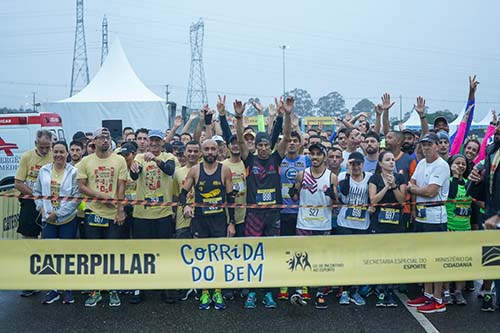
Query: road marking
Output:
[[396, 291, 440, 333]]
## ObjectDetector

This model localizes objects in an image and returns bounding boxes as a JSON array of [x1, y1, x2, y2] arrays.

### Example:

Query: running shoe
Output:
[[301, 286, 312, 301], [481, 294, 495, 312], [464, 280, 475, 292], [62, 291, 75, 304], [244, 292, 256, 309], [179, 288, 198, 301], [199, 292, 211, 310], [385, 291, 398, 307], [20, 290, 39, 297], [85, 291, 102, 307], [277, 287, 289, 300], [376, 291, 386, 307], [417, 300, 446, 313], [407, 295, 431, 307], [129, 290, 142, 304], [339, 291, 350, 305], [315, 293, 328, 309], [350, 291, 366, 306], [41, 290, 60, 304], [263, 292, 277, 308], [223, 290, 235, 300], [335, 287, 344, 298], [290, 292, 307, 306], [358, 285, 373, 298], [454, 290, 467, 305], [443, 291, 453, 305], [213, 291, 226, 310], [109, 291, 121, 307]]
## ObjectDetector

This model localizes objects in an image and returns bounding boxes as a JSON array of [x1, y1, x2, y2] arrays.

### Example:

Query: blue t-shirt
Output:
[[280, 154, 311, 214]]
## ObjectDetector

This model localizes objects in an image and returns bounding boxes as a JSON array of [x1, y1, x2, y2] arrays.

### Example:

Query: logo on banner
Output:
[[286, 251, 312, 271], [30, 253, 157, 275], [481, 246, 500, 266]]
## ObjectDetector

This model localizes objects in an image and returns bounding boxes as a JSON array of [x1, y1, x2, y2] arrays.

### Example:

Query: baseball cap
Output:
[[171, 140, 185, 153], [148, 129, 164, 139], [436, 130, 450, 143], [93, 127, 110, 138], [243, 129, 256, 139], [309, 143, 328, 156], [433, 116, 448, 127], [402, 129, 416, 137], [419, 132, 439, 144], [212, 135, 225, 143], [255, 132, 271, 145], [72, 131, 86, 142], [229, 134, 238, 143], [348, 151, 364, 163], [118, 142, 137, 155]]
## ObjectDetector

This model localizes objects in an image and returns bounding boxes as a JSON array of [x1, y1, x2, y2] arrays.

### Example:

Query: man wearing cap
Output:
[[289, 143, 337, 309], [233, 96, 293, 309], [406, 132, 450, 313], [336, 151, 373, 306], [243, 128, 256, 154], [434, 117, 449, 133], [129, 129, 176, 303], [212, 135, 228, 161], [77, 127, 128, 307], [402, 129, 417, 156], [436, 130, 450, 160], [171, 141, 187, 167]]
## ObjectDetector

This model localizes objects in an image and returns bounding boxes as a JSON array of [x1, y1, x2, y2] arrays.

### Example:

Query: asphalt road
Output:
[[0, 285, 498, 332]]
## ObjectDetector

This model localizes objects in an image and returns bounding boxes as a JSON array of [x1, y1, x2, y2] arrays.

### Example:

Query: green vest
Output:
[[445, 177, 472, 231]]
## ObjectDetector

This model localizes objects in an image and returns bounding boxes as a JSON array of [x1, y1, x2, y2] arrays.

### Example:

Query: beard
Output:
[[402, 142, 414, 153], [203, 155, 216, 164]]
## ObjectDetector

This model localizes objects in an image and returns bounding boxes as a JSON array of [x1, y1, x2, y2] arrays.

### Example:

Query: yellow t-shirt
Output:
[[173, 165, 194, 230], [15, 149, 53, 190], [125, 173, 137, 200], [132, 152, 175, 219], [49, 167, 75, 225], [221, 159, 246, 224], [76, 153, 128, 220]]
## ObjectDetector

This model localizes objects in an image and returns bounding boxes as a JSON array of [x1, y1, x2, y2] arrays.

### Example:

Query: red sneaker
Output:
[[277, 287, 289, 300], [417, 300, 446, 313], [407, 295, 431, 307]]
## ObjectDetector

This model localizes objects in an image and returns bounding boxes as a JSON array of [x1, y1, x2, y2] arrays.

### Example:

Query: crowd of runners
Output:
[[12, 76, 500, 313]]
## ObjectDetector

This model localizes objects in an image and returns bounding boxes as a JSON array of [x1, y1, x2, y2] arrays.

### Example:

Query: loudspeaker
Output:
[[102, 120, 122, 141], [168, 102, 177, 128]]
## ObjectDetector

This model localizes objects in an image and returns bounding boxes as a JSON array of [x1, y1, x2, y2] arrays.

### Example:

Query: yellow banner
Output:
[[0, 189, 21, 240], [0, 231, 499, 290]]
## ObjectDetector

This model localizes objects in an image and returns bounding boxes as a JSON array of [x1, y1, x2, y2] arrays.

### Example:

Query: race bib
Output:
[[87, 213, 112, 227], [378, 207, 400, 224], [304, 207, 323, 221], [202, 197, 224, 215], [256, 188, 276, 205], [145, 195, 164, 206], [345, 205, 367, 222], [282, 183, 292, 199], [416, 204, 427, 220], [454, 205, 471, 217]]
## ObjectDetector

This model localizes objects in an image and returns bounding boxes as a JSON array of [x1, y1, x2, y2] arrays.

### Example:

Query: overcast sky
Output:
[[1, 0, 499, 121]]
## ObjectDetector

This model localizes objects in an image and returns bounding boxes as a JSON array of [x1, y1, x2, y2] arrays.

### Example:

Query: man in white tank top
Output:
[[288, 143, 338, 309]]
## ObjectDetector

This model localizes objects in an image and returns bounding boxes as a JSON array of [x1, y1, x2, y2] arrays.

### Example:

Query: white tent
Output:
[[472, 111, 492, 129], [402, 109, 422, 130], [41, 37, 169, 138]]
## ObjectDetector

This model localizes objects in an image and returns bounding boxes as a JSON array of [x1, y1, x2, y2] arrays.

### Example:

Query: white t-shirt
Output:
[[297, 168, 332, 231], [411, 157, 450, 224], [337, 171, 372, 230]]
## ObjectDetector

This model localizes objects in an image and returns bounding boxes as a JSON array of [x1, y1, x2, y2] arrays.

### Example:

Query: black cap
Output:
[[402, 129, 416, 137], [255, 132, 271, 145], [419, 132, 439, 144], [433, 116, 448, 127], [309, 143, 328, 156], [229, 134, 238, 143], [118, 142, 137, 155], [72, 131, 86, 142], [348, 151, 364, 163]]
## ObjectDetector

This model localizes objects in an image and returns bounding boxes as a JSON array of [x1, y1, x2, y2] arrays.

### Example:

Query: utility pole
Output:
[[100, 15, 108, 66], [165, 84, 170, 104], [70, 0, 90, 96], [280, 45, 288, 98], [399, 94, 403, 121], [32, 92, 36, 112]]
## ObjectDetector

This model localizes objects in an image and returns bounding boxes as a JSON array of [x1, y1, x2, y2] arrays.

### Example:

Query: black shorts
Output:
[[133, 215, 174, 239], [191, 214, 227, 238], [176, 226, 192, 239], [415, 222, 447, 233], [17, 199, 41, 237], [280, 213, 298, 236], [335, 226, 368, 235]]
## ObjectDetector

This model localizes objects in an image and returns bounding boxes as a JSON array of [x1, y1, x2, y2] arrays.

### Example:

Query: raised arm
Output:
[[415, 96, 429, 135], [275, 96, 293, 158], [379, 93, 395, 135], [234, 99, 249, 160], [193, 105, 208, 143], [217, 95, 232, 142], [164, 115, 183, 143]]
